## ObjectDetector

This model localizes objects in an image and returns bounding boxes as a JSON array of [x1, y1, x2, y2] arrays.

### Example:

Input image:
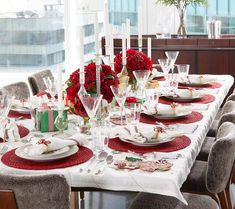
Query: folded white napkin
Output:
[[111, 125, 184, 144], [25, 133, 88, 156], [182, 75, 215, 84], [166, 89, 205, 98], [0, 118, 20, 142], [143, 103, 192, 116]]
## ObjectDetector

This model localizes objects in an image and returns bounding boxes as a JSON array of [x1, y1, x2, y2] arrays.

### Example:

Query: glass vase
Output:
[[176, 4, 187, 38]]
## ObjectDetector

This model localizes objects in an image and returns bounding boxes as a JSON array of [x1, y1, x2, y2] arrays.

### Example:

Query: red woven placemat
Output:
[[153, 77, 165, 81], [140, 111, 203, 125], [178, 82, 222, 89], [0, 125, 29, 143], [108, 136, 191, 153], [159, 94, 215, 105], [1, 146, 93, 170], [8, 110, 31, 119]]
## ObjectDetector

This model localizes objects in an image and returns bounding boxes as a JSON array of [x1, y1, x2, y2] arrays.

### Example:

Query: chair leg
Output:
[[225, 184, 233, 209], [80, 191, 85, 200], [218, 191, 229, 209], [71, 191, 79, 209]]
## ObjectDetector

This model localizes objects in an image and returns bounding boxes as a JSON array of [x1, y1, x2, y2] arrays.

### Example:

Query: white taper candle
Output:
[[104, 1, 109, 55], [148, 37, 151, 59], [78, 27, 85, 84], [122, 23, 126, 65], [126, 19, 131, 49], [94, 12, 100, 55]]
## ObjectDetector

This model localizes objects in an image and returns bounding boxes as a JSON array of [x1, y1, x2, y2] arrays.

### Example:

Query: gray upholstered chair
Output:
[[226, 92, 235, 102], [28, 69, 54, 95], [128, 192, 218, 209], [0, 82, 30, 100], [197, 100, 235, 161], [0, 174, 70, 209], [207, 100, 235, 137], [182, 122, 235, 209]]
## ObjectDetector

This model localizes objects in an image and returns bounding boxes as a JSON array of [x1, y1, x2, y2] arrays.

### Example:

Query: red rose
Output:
[[114, 49, 153, 83], [66, 62, 119, 117]]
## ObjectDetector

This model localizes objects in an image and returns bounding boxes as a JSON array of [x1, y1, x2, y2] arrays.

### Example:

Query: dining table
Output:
[[0, 74, 234, 205]]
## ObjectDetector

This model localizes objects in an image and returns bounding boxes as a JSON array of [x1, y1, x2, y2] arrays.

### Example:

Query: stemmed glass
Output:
[[133, 70, 151, 99], [165, 51, 179, 72], [110, 84, 131, 126], [43, 77, 57, 105], [79, 94, 103, 150], [158, 58, 171, 75], [176, 64, 190, 82]]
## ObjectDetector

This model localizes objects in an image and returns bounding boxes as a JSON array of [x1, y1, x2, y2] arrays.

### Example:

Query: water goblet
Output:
[[110, 84, 131, 126], [158, 58, 171, 75], [54, 109, 69, 137], [133, 70, 150, 99]]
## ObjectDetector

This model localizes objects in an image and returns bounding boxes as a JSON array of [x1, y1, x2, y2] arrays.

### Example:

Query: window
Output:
[[187, 0, 235, 34]]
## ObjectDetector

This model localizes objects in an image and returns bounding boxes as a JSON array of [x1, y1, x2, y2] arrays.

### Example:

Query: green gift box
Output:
[[36, 107, 68, 133]]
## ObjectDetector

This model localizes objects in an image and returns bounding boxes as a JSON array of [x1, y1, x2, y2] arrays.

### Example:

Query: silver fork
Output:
[[0, 145, 8, 155]]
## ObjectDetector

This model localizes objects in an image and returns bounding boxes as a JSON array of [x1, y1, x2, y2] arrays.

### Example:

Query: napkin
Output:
[[111, 125, 184, 144], [0, 118, 20, 142], [166, 89, 205, 98], [25, 133, 88, 156], [181, 75, 215, 84]]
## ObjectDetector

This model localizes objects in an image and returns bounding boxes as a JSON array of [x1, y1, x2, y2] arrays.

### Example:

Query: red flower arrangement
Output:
[[114, 49, 153, 83], [66, 62, 119, 117]]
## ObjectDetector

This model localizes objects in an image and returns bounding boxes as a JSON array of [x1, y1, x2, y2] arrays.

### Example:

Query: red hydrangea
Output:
[[114, 49, 153, 83], [66, 62, 119, 117]]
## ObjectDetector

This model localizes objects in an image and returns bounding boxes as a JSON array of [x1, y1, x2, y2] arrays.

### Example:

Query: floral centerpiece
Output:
[[114, 49, 153, 85], [66, 62, 119, 117]]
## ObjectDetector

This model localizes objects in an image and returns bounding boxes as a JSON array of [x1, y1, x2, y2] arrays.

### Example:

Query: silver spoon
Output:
[[95, 155, 114, 175], [88, 151, 108, 173]]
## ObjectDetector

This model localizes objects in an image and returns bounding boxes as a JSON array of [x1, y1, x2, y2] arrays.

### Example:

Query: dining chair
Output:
[[28, 69, 54, 95], [0, 174, 70, 209], [197, 100, 235, 161], [207, 100, 235, 137], [226, 92, 235, 102], [0, 81, 30, 100], [181, 122, 235, 209]]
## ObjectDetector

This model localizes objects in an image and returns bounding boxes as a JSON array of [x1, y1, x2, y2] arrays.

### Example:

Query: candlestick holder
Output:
[[95, 54, 102, 124], [78, 72, 87, 96]]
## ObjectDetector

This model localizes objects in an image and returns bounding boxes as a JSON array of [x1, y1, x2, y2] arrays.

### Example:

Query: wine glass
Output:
[[158, 58, 171, 75], [79, 93, 103, 150], [110, 84, 131, 126], [176, 64, 190, 82], [0, 95, 14, 118], [133, 70, 150, 99], [165, 51, 179, 72], [43, 77, 57, 105]]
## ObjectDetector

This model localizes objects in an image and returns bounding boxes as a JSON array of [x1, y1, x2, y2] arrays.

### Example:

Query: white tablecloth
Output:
[[0, 74, 234, 204]]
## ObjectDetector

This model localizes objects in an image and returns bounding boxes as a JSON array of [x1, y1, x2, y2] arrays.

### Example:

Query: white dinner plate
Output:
[[15, 145, 78, 162], [119, 136, 176, 147], [11, 105, 30, 114], [154, 110, 192, 119]]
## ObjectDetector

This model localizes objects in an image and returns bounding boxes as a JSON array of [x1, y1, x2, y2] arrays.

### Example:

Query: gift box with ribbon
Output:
[[35, 104, 68, 133]]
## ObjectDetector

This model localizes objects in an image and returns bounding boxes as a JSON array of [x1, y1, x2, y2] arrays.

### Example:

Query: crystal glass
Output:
[[133, 70, 150, 99], [0, 95, 14, 118], [43, 77, 57, 104], [176, 64, 190, 82], [158, 58, 171, 75], [110, 84, 131, 125], [165, 51, 179, 68], [54, 109, 69, 136]]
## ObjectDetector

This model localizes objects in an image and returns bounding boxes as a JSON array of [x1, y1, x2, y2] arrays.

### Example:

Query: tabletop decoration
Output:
[[114, 49, 153, 88], [108, 135, 191, 153], [66, 62, 119, 118], [1, 146, 93, 170], [35, 104, 68, 133], [114, 158, 172, 172]]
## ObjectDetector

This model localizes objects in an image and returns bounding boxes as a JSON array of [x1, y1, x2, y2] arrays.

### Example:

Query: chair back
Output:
[[0, 82, 30, 100], [0, 174, 70, 209], [226, 93, 235, 102], [217, 100, 235, 128], [28, 69, 53, 95], [206, 122, 235, 194]]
